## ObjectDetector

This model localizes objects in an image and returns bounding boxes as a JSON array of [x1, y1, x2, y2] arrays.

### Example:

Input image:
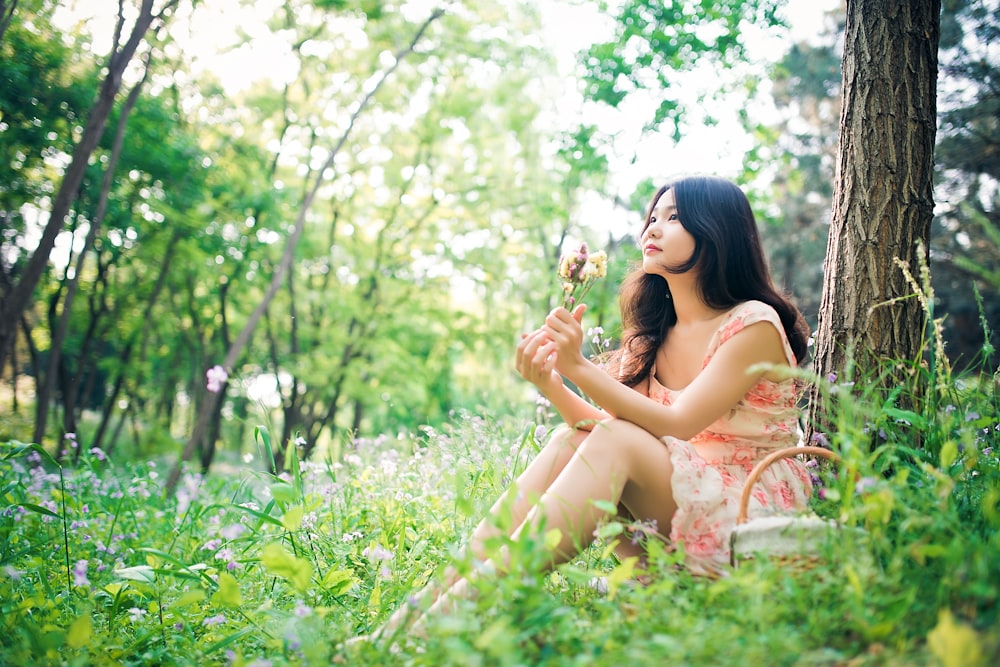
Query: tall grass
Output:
[[2, 359, 999, 665]]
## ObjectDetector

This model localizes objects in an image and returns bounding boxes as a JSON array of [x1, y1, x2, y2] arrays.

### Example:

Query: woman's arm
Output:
[[516, 325, 610, 430], [543, 307, 788, 440]]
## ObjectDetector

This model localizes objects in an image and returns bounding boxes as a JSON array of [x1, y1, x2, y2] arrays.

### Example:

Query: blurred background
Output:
[[1, 0, 996, 469]]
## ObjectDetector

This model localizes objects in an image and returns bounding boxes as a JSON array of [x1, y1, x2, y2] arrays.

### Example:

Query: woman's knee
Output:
[[581, 419, 667, 464], [543, 424, 587, 452]]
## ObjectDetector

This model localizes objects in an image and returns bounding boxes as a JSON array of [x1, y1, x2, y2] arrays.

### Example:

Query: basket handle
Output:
[[736, 446, 840, 525]]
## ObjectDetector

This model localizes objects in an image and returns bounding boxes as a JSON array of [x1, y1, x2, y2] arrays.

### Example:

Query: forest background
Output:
[[1, 0, 998, 476]]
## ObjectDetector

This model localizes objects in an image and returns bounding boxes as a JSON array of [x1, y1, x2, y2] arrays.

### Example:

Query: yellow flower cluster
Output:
[[557, 242, 608, 309]]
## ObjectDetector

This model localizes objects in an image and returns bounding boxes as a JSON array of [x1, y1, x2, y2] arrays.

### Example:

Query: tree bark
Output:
[[808, 0, 940, 441], [165, 8, 445, 495], [0, 0, 175, 374]]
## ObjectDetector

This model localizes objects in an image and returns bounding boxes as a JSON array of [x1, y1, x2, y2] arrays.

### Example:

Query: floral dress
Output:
[[646, 300, 812, 575]]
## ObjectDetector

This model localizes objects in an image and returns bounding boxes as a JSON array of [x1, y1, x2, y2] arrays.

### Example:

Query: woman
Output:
[[377, 175, 812, 637]]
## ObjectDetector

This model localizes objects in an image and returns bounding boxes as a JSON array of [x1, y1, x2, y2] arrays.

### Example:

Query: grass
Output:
[[2, 366, 999, 666]]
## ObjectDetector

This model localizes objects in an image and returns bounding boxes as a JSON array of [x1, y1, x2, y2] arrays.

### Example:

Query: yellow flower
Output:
[[557, 242, 609, 309]]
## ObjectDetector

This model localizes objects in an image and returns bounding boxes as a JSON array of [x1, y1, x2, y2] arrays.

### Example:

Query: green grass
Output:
[[2, 371, 999, 665]]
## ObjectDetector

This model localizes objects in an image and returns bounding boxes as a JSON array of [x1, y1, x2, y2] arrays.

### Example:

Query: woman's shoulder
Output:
[[730, 300, 782, 325], [715, 300, 780, 336], [716, 300, 794, 365]]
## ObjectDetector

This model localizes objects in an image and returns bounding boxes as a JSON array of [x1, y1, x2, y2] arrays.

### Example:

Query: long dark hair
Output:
[[616, 176, 810, 387]]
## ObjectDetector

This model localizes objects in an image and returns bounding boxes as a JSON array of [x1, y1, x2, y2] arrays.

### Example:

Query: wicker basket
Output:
[[730, 445, 848, 570]]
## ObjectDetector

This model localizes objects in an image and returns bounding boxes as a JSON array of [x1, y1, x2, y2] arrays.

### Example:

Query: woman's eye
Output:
[[669, 214, 678, 221]]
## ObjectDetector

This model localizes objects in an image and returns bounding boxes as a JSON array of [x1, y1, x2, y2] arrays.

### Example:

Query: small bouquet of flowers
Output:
[[558, 242, 608, 309]]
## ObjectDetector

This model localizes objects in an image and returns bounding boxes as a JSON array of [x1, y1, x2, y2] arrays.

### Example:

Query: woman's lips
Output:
[[644, 244, 660, 255]]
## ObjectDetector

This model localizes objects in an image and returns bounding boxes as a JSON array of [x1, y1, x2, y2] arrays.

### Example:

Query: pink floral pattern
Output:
[[647, 300, 812, 575]]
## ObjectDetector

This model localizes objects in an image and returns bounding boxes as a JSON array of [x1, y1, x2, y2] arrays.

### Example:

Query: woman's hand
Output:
[[543, 305, 587, 377], [515, 328, 563, 395]]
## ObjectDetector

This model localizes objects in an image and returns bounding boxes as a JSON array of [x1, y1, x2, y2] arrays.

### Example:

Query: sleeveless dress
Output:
[[644, 300, 812, 575]]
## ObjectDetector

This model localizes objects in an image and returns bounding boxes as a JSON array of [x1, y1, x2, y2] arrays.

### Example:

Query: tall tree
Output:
[[165, 6, 445, 494], [0, 0, 178, 377], [808, 0, 940, 436]]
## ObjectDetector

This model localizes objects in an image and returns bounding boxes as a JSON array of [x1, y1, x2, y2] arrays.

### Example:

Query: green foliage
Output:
[[582, 0, 784, 138], [3, 357, 1000, 665]]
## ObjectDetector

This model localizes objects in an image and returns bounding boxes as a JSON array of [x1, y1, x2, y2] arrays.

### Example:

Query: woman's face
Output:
[[640, 188, 696, 276]]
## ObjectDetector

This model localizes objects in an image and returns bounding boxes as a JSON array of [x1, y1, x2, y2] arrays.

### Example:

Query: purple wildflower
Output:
[[206, 365, 228, 393], [72, 559, 90, 587]]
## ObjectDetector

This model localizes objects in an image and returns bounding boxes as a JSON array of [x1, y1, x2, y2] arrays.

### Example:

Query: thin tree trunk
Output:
[[807, 0, 940, 443], [165, 8, 445, 495], [0, 0, 18, 45], [34, 58, 151, 447], [91, 232, 180, 452], [0, 0, 176, 373]]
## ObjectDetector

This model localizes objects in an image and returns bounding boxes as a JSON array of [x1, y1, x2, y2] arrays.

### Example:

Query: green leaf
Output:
[[320, 567, 356, 596], [2, 441, 60, 467], [269, 482, 297, 506], [940, 440, 959, 469], [66, 613, 92, 649], [203, 626, 258, 655], [114, 565, 156, 583], [17, 502, 60, 519], [591, 499, 618, 514], [543, 528, 563, 552], [211, 572, 243, 608], [225, 503, 284, 528], [281, 505, 304, 532], [260, 543, 313, 593]]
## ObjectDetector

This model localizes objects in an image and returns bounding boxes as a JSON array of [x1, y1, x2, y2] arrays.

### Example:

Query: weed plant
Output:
[[2, 361, 999, 665]]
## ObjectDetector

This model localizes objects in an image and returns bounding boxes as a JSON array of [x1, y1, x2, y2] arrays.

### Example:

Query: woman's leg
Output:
[[466, 425, 588, 559], [424, 419, 676, 617], [511, 419, 677, 564], [376, 424, 588, 635]]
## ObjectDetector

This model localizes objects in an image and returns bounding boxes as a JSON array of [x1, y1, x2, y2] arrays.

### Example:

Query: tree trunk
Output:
[[0, 0, 17, 45], [91, 231, 180, 452], [165, 8, 445, 495], [808, 0, 940, 442], [33, 61, 150, 447], [0, 0, 174, 373]]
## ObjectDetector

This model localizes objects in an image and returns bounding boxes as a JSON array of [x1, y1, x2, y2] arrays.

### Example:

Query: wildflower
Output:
[[201, 539, 222, 552], [202, 614, 227, 627], [65, 433, 78, 448], [826, 372, 837, 383], [855, 477, 877, 494], [363, 544, 394, 562], [127, 607, 147, 622], [966, 411, 980, 422], [294, 436, 307, 447], [220, 523, 245, 540], [557, 242, 609, 309], [810, 432, 830, 447], [4, 565, 24, 581], [89, 447, 106, 461], [533, 424, 548, 442], [294, 601, 312, 618], [215, 548, 235, 562], [72, 559, 90, 587], [206, 365, 228, 393]]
